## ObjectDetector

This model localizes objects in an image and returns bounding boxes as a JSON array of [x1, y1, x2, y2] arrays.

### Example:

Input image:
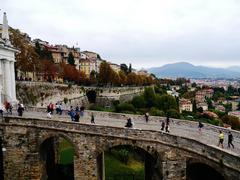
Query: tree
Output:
[[221, 115, 240, 130], [10, 28, 39, 75], [98, 61, 112, 85], [132, 95, 146, 108], [143, 87, 156, 108], [157, 94, 178, 113], [128, 63, 132, 73], [127, 72, 137, 85], [120, 64, 128, 74], [67, 52, 75, 66], [118, 70, 127, 85]]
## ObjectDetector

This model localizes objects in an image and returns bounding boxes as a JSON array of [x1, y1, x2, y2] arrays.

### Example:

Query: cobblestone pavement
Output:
[[3, 110, 240, 155]]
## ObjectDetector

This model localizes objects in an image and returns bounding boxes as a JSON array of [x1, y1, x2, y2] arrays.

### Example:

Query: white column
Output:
[[10, 61, 17, 102], [0, 85, 2, 105], [3, 60, 12, 101]]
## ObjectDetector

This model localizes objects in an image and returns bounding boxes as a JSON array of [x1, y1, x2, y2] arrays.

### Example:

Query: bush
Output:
[[221, 115, 240, 130], [167, 109, 180, 119], [115, 103, 136, 113], [88, 104, 105, 111], [132, 95, 146, 109], [111, 149, 129, 165], [149, 107, 165, 116]]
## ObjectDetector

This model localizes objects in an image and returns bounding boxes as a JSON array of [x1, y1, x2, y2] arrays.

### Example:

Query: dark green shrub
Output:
[[150, 107, 165, 116], [132, 95, 146, 108], [115, 103, 136, 113], [167, 109, 180, 118]]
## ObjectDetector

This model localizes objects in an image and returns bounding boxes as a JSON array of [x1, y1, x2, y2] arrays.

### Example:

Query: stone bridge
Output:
[[0, 112, 240, 180]]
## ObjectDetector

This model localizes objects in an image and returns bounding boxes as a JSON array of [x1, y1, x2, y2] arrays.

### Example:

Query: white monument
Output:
[[0, 12, 19, 106]]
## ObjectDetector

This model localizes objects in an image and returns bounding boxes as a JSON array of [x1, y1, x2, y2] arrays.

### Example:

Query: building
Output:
[[110, 62, 121, 73], [179, 98, 193, 113], [215, 105, 225, 112], [79, 58, 96, 77], [0, 13, 18, 105], [196, 102, 208, 111], [228, 111, 240, 119]]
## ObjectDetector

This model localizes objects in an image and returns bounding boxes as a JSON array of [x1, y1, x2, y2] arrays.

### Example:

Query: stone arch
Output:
[[186, 158, 226, 180], [39, 132, 78, 180], [96, 139, 163, 180], [38, 132, 79, 157], [86, 89, 97, 103]]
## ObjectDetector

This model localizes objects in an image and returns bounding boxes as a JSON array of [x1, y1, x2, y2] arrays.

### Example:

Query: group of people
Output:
[[0, 101, 24, 117], [67, 105, 86, 122], [218, 130, 234, 149], [160, 116, 170, 133]]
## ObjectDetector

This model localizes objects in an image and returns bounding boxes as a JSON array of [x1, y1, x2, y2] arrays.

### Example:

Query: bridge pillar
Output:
[[161, 151, 186, 180], [74, 152, 98, 180]]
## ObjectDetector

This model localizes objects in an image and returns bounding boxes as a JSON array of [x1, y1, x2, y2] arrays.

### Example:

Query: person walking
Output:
[[218, 130, 224, 149], [17, 103, 24, 116], [145, 112, 149, 123], [228, 131, 234, 149], [91, 113, 95, 124], [0, 104, 4, 118], [198, 121, 204, 132], [161, 121, 165, 131], [74, 112, 80, 122]]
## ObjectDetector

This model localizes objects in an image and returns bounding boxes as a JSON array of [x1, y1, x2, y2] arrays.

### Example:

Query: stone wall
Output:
[[17, 81, 145, 108], [0, 116, 239, 180]]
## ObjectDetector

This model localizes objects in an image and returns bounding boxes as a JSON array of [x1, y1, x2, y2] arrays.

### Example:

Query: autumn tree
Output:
[[98, 61, 112, 85], [118, 70, 127, 85], [10, 28, 39, 77]]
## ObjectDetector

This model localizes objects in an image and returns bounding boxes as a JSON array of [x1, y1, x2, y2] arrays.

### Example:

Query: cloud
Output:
[[2, 0, 240, 68]]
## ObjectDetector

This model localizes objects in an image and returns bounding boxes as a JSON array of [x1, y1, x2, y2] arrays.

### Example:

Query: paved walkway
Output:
[[2, 110, 240, 155]]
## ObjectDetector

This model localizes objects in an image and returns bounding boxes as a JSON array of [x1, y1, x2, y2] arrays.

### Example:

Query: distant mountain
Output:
[[148, 62, 240, 79], [227, 66, 240, 73]]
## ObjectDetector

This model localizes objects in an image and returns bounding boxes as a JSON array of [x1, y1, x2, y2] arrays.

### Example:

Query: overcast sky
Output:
[[2, 0, 240, 69]]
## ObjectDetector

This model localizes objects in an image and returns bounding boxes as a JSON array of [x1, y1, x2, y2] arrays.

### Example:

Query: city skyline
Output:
[[2, 0, 240, 69]]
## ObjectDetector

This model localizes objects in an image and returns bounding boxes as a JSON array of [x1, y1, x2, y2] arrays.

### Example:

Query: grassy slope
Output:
[[105, 152, 144, 180]]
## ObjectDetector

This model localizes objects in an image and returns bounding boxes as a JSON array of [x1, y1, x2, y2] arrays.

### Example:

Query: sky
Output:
[[2, 0, 240, 69]]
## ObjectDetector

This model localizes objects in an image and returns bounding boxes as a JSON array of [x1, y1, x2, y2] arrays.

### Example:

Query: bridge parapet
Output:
[[1, 116, 239, 173]]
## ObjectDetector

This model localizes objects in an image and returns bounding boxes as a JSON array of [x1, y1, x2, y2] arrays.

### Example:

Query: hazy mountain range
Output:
[[148, 62, 240, 79]]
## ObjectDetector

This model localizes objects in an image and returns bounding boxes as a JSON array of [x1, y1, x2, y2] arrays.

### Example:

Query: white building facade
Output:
[[0, 13, 18, 105]]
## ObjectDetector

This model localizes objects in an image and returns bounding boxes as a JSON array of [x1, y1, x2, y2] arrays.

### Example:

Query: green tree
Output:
[[143, 87, 156, 108], [132, 95, 146, 108], [67, 52, 75, 66], [167, 109, 180, 118], [157, 94, 178, 113], [128, 63, 132, 73], [120, 64, 128, 74]]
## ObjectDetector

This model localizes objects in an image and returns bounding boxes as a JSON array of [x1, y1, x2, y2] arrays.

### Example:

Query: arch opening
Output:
[[86, 90, 97, 103], [40, 136, 75, 180], [98, 145, 162, 180], [186, 162, 225, 180]]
